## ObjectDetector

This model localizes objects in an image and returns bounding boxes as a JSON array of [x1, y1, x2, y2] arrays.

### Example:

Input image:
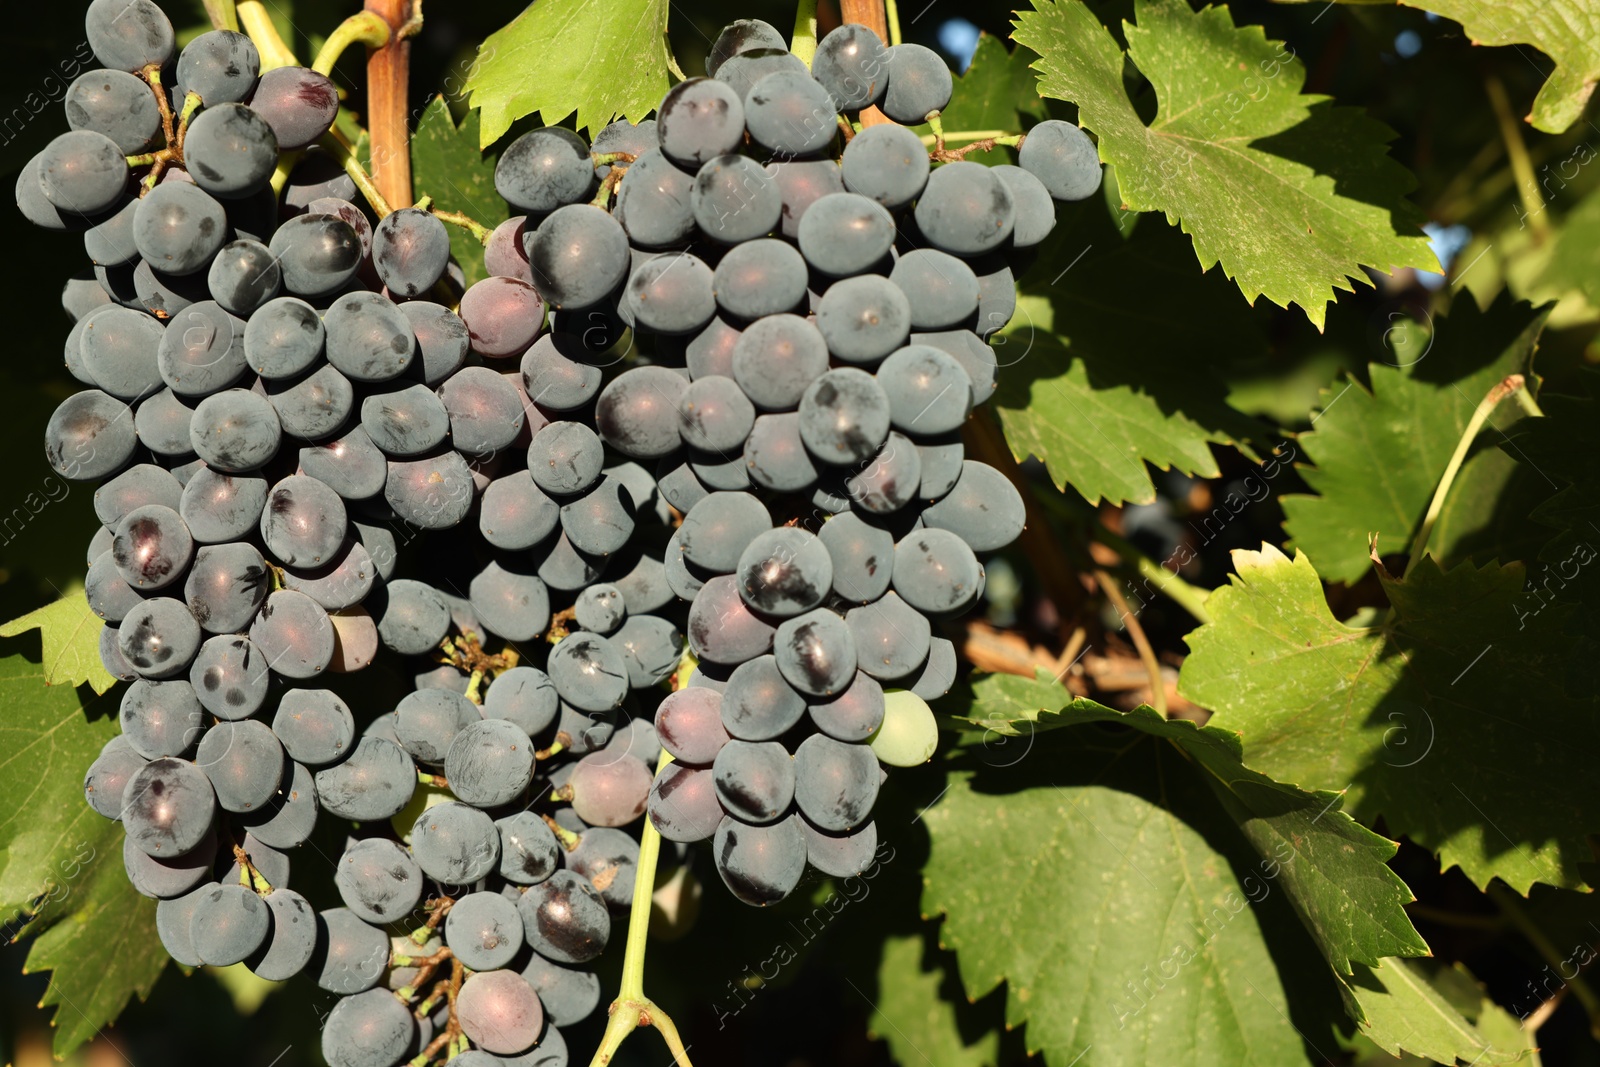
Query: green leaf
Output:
[[1340, 958, 1527, 1065], [993, 210, 1271, 506], [25, 848, 166, 1057], [1280, 293, 1553, 584], [1404, 0, 1600, 134], [960, 672, 1427, 978], [922, 718, 1351, 1066], [462, 0, 673, 148], [410, 97, 508, 288], [0, 591, 118, 695], [870, 932, 1003, 1067], [1011, 0, 1439, 330], [0, 647, 164, 1056], [1179, 545, 1599, 892]]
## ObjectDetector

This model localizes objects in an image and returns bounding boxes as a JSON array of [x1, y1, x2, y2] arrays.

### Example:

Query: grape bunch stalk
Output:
[[24, 2, 1101, 1065]]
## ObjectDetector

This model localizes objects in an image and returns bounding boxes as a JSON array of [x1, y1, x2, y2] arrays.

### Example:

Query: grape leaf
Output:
[[0, 590, 118, 695], [1280, 293, 1553, 585], [1407, 0, 1600, 134], [0, 646, 164, 1056], [870, 932, 1002, 1067], [993, 205, 1270, 506], [24, 843, 165, 1057], [958, 671, 1427, 978], [922, 716, 1352, 1066], [1340, 958, 1527, 1065], [462, 0, 673, 148], [410, 96, 507, 288], [1179, 545, 1598, 892], [1011, 0, 1439, 330]]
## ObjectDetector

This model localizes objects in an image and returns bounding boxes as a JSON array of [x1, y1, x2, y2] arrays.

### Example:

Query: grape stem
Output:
[[364, 0, 420, 210], [321, 129, 395, 217], [269, 149, 303, 196], [236, 0, 300, 71], [141, 65, 177, 148], [312, 11, 391, 77], [1091, 521, 1213, 626], [231, 844, 273, 895], [791, 0, 818, 66], [1091, 568, 1167, 715], [417, 771, 449, 789], [431, 208, 494, 245], [924, 113, 1025, 162], [1404, 373, 1531, 578], [539, 812, 581, 851], [885, 0, 903, 47], [591, 165, 631, 209], [202, 0, 239, 32], [836, 115, 856, 144], [587, 751, 693, 1067]]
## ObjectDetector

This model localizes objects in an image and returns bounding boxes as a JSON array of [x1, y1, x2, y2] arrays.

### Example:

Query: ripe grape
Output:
[[183, 104, 278, 199], [248, 67, 339, 149], [797, 367, 891, 465], [497, 127, 596, 213], [321, 987, 415, 1067], [497, 810, 560, 885], [891, 249, 979, 330], [177, 30, 259, 105], [122, 756, 215, 855], [732, 314, 829, 411], [808, 669, 886, 742], [1019, 119, 1104, 201], [713, 814, 806, 906], [458, 275, 545, 358], [447, 892, 525, 970], [412, 801, 501, 884], [876, 344, 974, 434], [190, 883, 270, 965], [86, 0, 174, 71], [797, 192, 895, 276], [314, 736, 417, 822], [913, 161, 1016, 256], [445, 719, 535, 808], [372, 207, 450, 298], [526, 203, 630, 310], [335, 837, 422, 923], [893, 528, 984, 614], [775, 607, 857, 697], [38, 130, 128, 215], [515, 870, 610, 965], [881, 43, 954, 123], [812, 24, 889, 110], [658, 78, 745, 167], [840, 123, 929, 209]]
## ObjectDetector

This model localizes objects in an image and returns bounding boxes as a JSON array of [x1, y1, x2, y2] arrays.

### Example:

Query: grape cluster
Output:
[[28, 5, 1101, 1066], [474, 17, 1097, 908]]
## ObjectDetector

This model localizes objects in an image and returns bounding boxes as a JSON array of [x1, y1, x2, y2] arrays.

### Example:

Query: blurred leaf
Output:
[[1180, 545, 1598, 892], [1280, 293, 1552, 584], [0, 591, 117, 695], [959, 671, 1428, 978], [870, 932, 1002, 1067], [1406, 0, 1600, 134], [1542, 184, 1600, 309], [411, 96, 507, 287], [463, 0, 674, 147], [1012, 0, 1438, 330]]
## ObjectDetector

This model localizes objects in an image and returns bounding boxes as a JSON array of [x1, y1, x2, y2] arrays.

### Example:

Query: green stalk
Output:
[[312, 11, 391, 77], [432, 208, 494, 245], [885, 0, 903, 46], [791, 0, 818, 66], [236, 0, 299, 71], [269, 149, 303, 196], [203, 0, 239, 32], [918, 128, 1014, 146], [1094, 523, 1213, 626], [1489, 884, 1600, 1038], [1485, 75, 1550, 240], [586, 751, 693, 1067], [319, 130, 394, 218], [1405, 375, 1526, 578]]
